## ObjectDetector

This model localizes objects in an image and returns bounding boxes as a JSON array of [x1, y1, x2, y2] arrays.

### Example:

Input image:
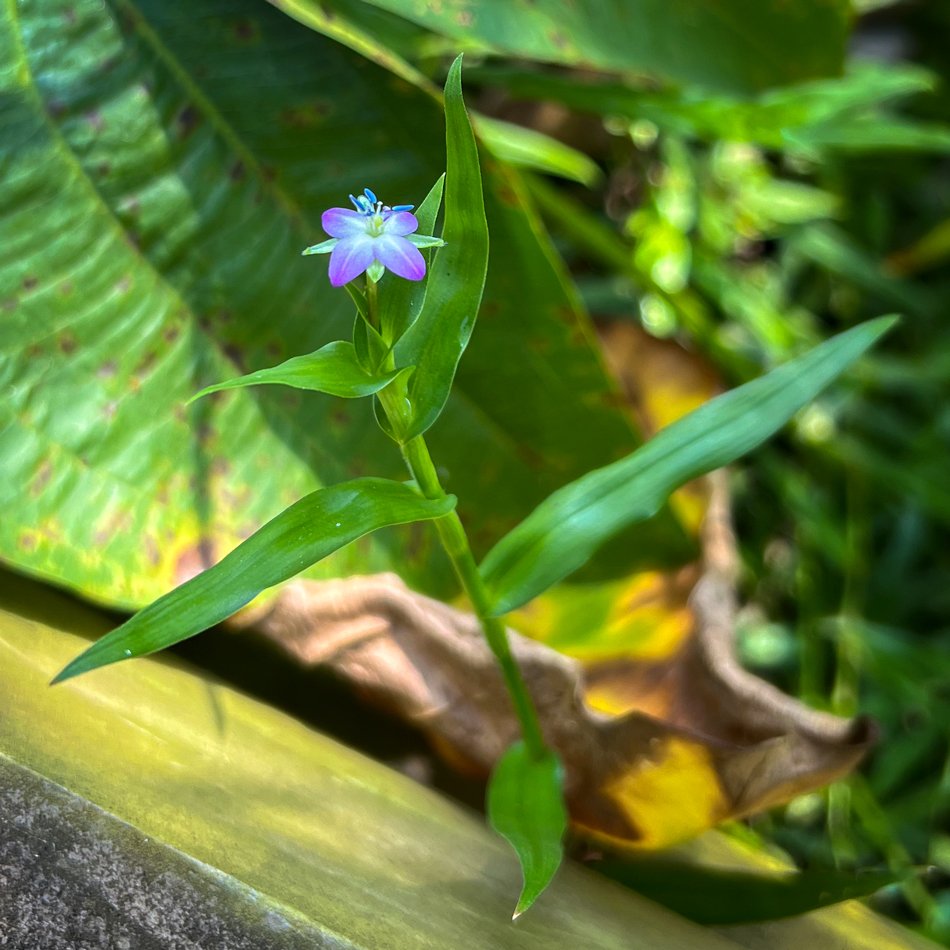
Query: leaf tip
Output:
[[49, 657, 82, 686], [874, 313, 901, 333], [446, 53, 465, 93], [511, 893, 532, 920]]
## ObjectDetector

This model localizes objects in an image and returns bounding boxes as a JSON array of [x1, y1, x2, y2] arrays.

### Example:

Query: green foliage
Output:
[[349, 0, 849, 93], [487, 742, 568, 918], [475, 116, 602, 187], [472, 62, 950, 157], [488, 3, 948, 936], [53, 479, 454, 683], [5, 0, 950, 938], [482, 319, 895, 615]]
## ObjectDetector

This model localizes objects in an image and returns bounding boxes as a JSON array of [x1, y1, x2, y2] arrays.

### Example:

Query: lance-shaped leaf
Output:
[[393, 55, 489, 441], [481, 317, 897, 616], [190, 341, 405, 401], [475, 116, 601, 187], [52, 479, 455, 683], [487, 742, 568, 919]]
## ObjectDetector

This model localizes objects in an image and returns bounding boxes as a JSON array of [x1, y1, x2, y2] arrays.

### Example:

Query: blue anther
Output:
[[392, 204, 415, 212], [363, 187, 378, 204]]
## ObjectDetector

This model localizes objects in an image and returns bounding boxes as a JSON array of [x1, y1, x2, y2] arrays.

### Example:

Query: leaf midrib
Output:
[[4, 2, 348, 499]]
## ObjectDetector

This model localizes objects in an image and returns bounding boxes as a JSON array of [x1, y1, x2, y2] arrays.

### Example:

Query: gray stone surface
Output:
[[0, 757, 349, 950]]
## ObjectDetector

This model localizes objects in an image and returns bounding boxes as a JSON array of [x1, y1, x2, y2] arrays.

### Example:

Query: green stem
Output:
[[365, 283, 547, 760], [400, 435, 547, 759], [365, 276, 379, 330]]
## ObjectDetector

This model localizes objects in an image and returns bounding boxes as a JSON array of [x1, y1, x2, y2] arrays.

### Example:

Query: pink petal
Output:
[[383, 211, 419, 237], [328, 237, 375, 286], [322, 208, 368, 238], [374, 235, 426, 281]]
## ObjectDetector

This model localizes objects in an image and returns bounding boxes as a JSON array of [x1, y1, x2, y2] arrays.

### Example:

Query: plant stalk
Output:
[[400, 435, 547, 759], [366, 278, 547, 760]]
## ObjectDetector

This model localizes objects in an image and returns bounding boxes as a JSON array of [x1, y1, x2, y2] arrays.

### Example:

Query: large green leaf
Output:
[[481, 318, 896, 616], [1, 0, 679, 610], [53, 478, 454, 682], [347, 0, 849, 93]]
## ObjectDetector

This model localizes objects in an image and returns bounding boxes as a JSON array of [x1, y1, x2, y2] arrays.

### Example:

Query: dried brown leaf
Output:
[[239, 551, 871, 847]]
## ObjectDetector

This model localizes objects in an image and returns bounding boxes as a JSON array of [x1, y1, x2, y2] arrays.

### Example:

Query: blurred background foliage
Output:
[[2, 0, 949, 943], [462, 2, 950, 941]]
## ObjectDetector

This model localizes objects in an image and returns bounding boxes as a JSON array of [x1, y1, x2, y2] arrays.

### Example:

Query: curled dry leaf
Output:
[[240, 547, 871, 848]]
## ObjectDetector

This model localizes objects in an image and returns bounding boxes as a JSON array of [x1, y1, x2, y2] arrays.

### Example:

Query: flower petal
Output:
[[322, 208, 368, 238], [383, 211, 419, 237], [328, 237, 375, 286], [374, 235, 426, 281]]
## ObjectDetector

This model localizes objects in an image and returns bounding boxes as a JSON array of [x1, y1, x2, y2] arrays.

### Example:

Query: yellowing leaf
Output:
[[250, 572, 873, 850]]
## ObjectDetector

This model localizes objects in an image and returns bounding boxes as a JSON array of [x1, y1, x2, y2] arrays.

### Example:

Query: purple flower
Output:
[[303, 188, 444, 287]]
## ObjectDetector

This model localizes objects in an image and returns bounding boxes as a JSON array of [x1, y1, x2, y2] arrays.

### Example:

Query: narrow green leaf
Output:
[[482, 317, 898, 616], [788, 118, 950, 155], [379, 174, 446, 345], [405, 234, 447, 250], [52, 479, 455, 683], [594, 858, 903, 925], [189, 341, 401, 401], [487, 742, 567, 919], [394, 55, 489, 441], [474, 115, 601, 187], [302, 238, 337, 255], [789, 226, 930, 316]]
